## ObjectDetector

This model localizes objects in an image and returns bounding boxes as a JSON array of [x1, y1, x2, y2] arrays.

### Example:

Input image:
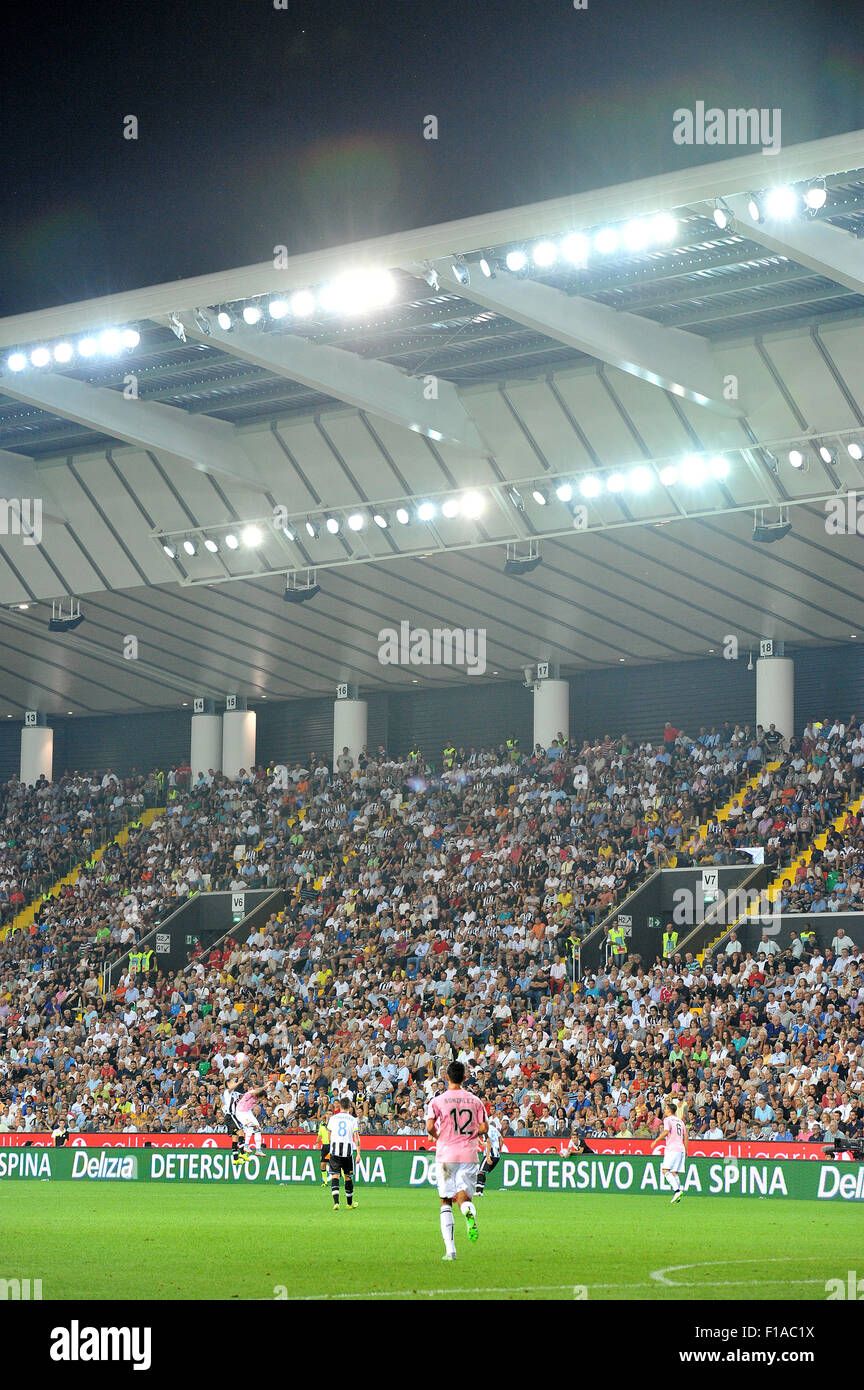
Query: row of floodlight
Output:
[[284, 491, 487, 540], [163, 525, 263, 559], [5, 328, 141, 373], [162, 459, 742, 561], [441, 183, 830, 288], [788, 440, 863, 468], [427, 214, 681, 290], [160, 431, 864, 564], [529, 456, 730, 503], [2, 183, 833, 373], [713, 181, 828, 230], [194, 215, 685, 331], [191, 270, 398, 339]]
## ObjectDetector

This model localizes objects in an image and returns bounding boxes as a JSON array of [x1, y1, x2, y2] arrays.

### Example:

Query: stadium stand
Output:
[[0, 720, 861, 1146]]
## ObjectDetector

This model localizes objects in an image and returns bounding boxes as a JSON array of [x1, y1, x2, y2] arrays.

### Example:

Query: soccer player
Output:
[[425, 1060, 487, 1260], [221, 1076, 246, 1166], [475, 1109, 501, 1196], [651, 1099, 688, 1203], [317, 1113, 331, 1186], [235, 1078, 269, 1159], [51, 1120, 70, 1148], [327, 1101, 360, 1210]]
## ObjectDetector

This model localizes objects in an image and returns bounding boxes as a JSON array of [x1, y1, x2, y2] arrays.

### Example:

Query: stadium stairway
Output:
[[694, 759, 782, 843], [699, 790, 864, 958], [0, 806, 165, 942], [571, 760, 782, 975]]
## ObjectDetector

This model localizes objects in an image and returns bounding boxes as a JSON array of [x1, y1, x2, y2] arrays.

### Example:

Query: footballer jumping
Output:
[[233, 1076, 269, 1161]]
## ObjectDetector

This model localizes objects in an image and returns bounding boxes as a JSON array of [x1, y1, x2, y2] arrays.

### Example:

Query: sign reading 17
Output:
[[449, 1107, 474, 1134]]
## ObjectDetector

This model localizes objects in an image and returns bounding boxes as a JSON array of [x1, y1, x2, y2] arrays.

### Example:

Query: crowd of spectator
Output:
[[0, 716, 861, 1146], [0, 769, 161, 928], [685, 717, 864, 893]]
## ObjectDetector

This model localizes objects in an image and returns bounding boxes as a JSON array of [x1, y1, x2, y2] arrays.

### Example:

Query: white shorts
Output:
[[662, 1148, 686, 1174], [238, 1114, 260, 1134], [436, 1161, 478, 1200]]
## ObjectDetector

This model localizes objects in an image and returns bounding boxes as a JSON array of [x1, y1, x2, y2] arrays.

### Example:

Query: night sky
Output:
[[1, 0, 862, 316]]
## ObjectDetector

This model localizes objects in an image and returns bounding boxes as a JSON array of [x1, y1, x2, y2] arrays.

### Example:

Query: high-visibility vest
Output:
[[155, 771, 164, 786], [128, 951, 141, 971], [609, 926, 626, 955], [663, 931, 678, 958], [443, 746, 456, 769], [142, 949, 154, 970], [799, 930, 815, 943]]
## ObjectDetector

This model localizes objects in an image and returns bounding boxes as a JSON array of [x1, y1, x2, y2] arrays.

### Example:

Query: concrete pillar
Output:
[[756, 656, 794, 742], [533, 679, 569, 750], [191, 714, 222, 781], [20, 725, 53, 785], [333, 699, 368, 768], [222, 710, 256, 779]]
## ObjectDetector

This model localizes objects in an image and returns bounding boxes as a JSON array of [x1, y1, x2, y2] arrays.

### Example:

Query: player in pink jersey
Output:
[[425, 1060, 488, 1260], [649, 1099, 688, 1204], [234, 1078, 269, 1160]]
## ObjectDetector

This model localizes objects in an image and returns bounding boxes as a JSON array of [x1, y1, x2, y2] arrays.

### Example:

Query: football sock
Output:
[[345, 1178, 354, 1207], [331, 1177, 340, 1206], [462, 1201, 476, 1220], [667, 1171, 681, 1192], [440, 1207, 456, 1255]]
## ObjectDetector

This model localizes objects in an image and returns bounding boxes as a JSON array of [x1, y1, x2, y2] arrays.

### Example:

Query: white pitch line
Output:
[[650, 1256, 829, 1287], [298, 1283, 588, 1300], [298, 1274, 828, 1300]]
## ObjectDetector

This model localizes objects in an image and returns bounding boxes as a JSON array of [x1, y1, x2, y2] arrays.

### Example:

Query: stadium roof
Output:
[[2, 129, 864, 716]]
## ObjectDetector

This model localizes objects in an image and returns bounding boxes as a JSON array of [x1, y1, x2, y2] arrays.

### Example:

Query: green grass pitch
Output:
[[2, 1183, 861, 1301]]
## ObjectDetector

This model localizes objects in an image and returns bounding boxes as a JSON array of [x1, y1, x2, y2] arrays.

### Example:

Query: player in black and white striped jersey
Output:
[[475, 1110, 501, 1195], [221, 1077, 246, 1166], [327, 1102, 360, 1211]]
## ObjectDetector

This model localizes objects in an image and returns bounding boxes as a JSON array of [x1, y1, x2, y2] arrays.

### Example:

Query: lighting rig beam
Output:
[[722, 192, 864, 297], [426, 260, 743, 417], [0, 372, 269, 493], [722, 190, 864, 298], [175, 315, 491, 456]]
